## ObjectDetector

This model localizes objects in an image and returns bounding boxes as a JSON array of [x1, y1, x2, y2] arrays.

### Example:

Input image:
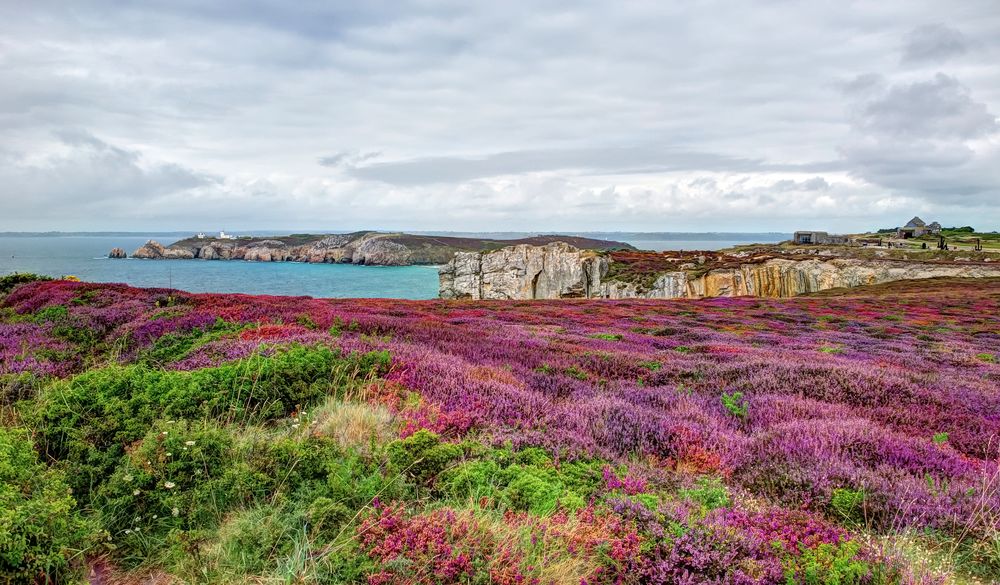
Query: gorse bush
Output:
[[25, 345, 391, 499], [0, 427, 92, 583]]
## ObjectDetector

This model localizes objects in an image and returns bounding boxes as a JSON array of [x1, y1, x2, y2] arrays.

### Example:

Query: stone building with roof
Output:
[[896, 217, 942, 239]]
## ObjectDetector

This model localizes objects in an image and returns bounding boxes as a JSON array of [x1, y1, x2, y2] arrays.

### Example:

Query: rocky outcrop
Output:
[[440, 242, 608, 299], [108, 247, 127, 259], [440, 244, 1000, 300], [119, 232, 632, 267], [131, 240, 195, 260]]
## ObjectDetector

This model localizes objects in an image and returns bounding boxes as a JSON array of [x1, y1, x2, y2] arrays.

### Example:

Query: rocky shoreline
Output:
[[439, 242, 1000, 299], [119, 231, 634, 266]]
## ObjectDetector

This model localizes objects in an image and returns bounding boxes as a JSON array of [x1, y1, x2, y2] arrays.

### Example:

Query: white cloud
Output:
[[0, 1, 999, 231]]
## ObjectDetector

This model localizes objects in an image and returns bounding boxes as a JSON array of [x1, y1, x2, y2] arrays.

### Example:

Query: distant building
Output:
[[896, 217, 941, 239], [219, 231, 236, 240], [196, 232, 206, 239], [793, 231, 849, 245]]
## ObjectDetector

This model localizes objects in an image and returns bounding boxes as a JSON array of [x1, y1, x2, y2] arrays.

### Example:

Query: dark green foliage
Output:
[[441, 446, 604, 514], [589, 333, 623, 341], [25, 345, 391, 500], [0, 273, 52, 295], [387, 430, 463, 484], [95, 420, 246, 561], [0, 427, 93, 583]]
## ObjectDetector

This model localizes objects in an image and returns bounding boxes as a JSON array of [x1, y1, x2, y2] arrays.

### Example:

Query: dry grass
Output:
[[309, 397, 396, 453]]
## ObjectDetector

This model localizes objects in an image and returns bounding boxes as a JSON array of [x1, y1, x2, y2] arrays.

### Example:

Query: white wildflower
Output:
[[171, 507, 179, 517], [184, 440, 195, 446], [123, 474, 133, 482], [164, 481, 176, 489], [133, 489, 141, 496], [124, 529, 132, 534], [165, 452, 172, 457]]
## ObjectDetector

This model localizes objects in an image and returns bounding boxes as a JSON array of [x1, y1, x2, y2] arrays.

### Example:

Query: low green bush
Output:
[[387, 429, 463, 485], [679, 476, 730, 511], [0, 427, 93, 583], [830, 487, 866, 524], [721, 391, 749, 420], [0, 273, 52, 294], [25, 345, 392, 500]]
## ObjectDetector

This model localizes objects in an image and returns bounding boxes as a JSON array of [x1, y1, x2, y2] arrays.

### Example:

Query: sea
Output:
[[0, 232, 789, 299]]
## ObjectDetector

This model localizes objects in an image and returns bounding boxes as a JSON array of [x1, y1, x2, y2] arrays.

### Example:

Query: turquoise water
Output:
[[0, 236, 440, 299], [0, 233, 790, 298]]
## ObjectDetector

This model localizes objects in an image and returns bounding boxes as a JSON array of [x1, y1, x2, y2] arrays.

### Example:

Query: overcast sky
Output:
[[1, 1, 998, 232]]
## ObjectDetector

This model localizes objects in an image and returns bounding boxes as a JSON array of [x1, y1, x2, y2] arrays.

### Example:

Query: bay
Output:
[[0, 233, 790, 298]]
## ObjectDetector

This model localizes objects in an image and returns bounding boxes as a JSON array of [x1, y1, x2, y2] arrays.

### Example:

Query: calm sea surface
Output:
[[0, 233, 788, 299]]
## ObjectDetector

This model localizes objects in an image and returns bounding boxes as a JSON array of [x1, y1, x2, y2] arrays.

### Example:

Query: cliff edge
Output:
[[440, 244, 1000, 299]]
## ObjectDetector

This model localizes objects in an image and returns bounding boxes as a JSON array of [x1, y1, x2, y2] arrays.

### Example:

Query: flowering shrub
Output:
[[1, 278, 996, 582]]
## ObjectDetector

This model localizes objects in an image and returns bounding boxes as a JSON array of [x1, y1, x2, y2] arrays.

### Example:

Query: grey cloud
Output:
[[347, 147, 844, 185], [854, 74, 997, 140], [770, 177, 830, 192], [317, 150, 381, 167], [902, 24, 970, 64], [2, 1, 1000, 230], [0, 131, 217, 224], [841, 73, 999, 202]]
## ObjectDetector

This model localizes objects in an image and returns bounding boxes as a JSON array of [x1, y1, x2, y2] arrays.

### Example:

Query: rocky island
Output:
[[124, 231, 633, 266], [440, 242, 1000, 299]]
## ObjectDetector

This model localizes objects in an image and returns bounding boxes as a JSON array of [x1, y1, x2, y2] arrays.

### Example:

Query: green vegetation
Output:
[[721, 391, 749, 420], [0, 272, 52, 294]]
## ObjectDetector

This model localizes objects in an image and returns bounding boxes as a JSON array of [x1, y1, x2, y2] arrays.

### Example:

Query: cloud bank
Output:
[[1, 1, 998, 232]]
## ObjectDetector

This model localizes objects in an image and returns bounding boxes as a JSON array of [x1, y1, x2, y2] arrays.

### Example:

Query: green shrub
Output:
[[499, 466, 564, 515], [589, 333, 623, 341], [976, 353, 996, 363], [721, 391, 749, 420], [932, 432, 949, 445], [0, 273, 52, 295], [0, 427, 92, 583], [679, 476, 730, 511], [830, 487, 866, 524], [387, 430, 463, 485], [26, 345, 391, 500], [782, 540, 875, 584], [94, 421, 246, 556]]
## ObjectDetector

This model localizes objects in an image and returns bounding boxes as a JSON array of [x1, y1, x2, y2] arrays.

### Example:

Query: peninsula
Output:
[[122, 231, 634, 266]]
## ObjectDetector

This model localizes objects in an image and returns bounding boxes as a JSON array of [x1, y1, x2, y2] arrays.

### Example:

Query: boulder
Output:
[[108, 247, 127, 259]]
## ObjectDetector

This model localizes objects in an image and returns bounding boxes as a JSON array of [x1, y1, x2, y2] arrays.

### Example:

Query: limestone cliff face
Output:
[[131, 240, 195, 260], [439, 242, 608, 299], [440, 244, 1000, 300]]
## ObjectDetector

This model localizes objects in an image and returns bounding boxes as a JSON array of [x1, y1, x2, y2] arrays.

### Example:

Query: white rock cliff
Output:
[[439, 244, 1000, 299]]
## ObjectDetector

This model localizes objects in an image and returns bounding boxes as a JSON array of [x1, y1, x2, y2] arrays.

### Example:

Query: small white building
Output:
[[219, 231, 236, 240]]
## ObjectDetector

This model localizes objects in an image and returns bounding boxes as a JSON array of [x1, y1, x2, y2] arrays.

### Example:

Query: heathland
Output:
[[1, 274, 998, 584]]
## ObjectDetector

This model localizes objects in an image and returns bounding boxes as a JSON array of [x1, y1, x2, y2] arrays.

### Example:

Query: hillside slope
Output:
[[2, 276, 998, 583]]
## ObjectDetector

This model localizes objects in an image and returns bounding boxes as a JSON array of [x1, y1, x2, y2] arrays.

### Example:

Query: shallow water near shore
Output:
[[0, 233, 788, 298]]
